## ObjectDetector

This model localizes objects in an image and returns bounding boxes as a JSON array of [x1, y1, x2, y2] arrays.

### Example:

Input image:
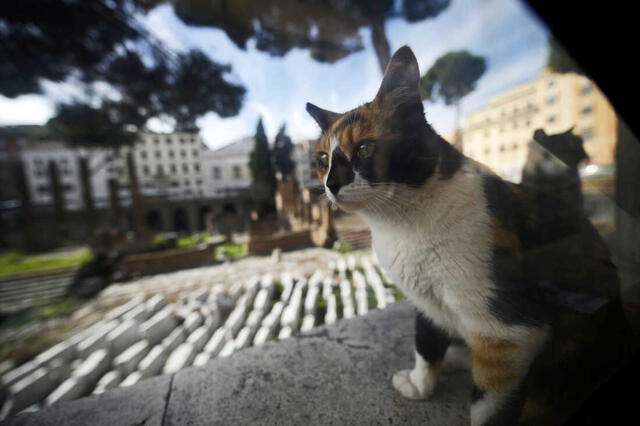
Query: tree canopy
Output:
[[1, 0, 246, 148], [155, 0, 451, 71], [420, 50, 486, 105]]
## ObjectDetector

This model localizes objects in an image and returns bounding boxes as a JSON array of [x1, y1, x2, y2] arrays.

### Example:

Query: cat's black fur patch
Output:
[[415, 313, 451, 364], [470, 385, 485, 403], [438, 139, 465, 180], [326, 148, 354, 195]]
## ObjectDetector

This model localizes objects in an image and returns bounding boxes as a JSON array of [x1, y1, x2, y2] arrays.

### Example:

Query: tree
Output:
[[1, 0, 246, 144], [249, 119, 277, 218], [273, 125, 296, 179], [420, 50, 486, 148], [155, 0, 451, 72]]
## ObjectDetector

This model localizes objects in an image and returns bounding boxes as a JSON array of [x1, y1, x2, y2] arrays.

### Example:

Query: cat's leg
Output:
[[392, 313, 451, 400], [441, 344, 471, 374], [468, 333, 542, 426]]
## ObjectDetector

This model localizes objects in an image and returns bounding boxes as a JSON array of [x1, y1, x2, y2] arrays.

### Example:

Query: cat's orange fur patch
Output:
[[490, 216, 522, 253], [469, 335, 520, 391]]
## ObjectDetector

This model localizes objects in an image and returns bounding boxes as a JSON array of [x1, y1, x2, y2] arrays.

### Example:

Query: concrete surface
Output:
[[1, 302, 470, 426]]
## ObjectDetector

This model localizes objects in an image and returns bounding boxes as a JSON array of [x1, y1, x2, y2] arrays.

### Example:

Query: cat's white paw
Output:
[[392, 369, 435, 400]]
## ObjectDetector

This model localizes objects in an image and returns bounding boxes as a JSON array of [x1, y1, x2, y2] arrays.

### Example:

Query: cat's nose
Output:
[[326, 177, 342, 196]]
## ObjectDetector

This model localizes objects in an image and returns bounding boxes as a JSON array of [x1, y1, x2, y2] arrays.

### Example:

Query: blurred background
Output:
[[1, 0, 638, 420]]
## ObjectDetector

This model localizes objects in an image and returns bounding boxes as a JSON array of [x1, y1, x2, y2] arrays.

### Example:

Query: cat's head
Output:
[[305, 46, 450, 212], [530, 128, 589, 175]]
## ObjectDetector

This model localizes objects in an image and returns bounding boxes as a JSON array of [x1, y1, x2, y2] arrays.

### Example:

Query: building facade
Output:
[[293, 139, 321, 189], [201, 137, 253, 199], [133, 132, 205, 199], [461, 69, 617, 182]]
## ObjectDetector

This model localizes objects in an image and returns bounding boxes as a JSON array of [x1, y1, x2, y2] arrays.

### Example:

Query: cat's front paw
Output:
[[392, 369, 436, 400]]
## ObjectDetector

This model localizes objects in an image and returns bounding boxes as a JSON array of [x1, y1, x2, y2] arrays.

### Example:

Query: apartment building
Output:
[[461, 69, 617, 182]]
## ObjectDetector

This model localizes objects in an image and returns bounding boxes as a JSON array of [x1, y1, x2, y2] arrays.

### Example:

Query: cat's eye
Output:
[[357, 141, 375, 158], [316, 152, 329, 170]]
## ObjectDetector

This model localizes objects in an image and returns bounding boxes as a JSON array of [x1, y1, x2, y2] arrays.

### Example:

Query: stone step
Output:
[[113, 341, 150, 376], [163, 343, 196, 374]]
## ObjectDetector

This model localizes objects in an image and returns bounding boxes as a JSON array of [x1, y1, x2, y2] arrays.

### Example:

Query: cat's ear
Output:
[[375, 46, 421, 100], [306, 103, 341, 132], [533, 129, 547, 142]]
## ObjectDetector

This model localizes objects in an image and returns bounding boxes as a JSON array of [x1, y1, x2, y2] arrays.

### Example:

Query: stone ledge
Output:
[[2, 302, 470, 426]]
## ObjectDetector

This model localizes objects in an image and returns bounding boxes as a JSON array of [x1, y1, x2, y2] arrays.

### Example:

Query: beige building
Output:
[[461, 69, 617, 182]]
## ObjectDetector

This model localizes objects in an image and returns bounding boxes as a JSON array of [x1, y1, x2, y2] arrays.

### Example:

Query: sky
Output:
[[0, 0, 551, 150]]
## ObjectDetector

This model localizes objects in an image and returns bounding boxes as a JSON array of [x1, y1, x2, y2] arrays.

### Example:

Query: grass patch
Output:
[[334, 240, 352, 254], [215, 242, 246, 260], [177, 233, 208, 249], [0, 250, 92, 279]]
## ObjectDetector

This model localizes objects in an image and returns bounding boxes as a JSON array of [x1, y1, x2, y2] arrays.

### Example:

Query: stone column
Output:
[[108, 178, 121, 230], [78, 157, 96, 236], [126, 152, 146, 241], [48, 160, 67, 239]]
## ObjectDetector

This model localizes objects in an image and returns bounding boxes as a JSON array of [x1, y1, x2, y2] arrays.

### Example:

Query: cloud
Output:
[[0, 95, 54, 125]]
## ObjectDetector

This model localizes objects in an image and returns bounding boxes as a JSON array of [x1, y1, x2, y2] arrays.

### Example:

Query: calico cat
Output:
[[306, 46, 630, 425]]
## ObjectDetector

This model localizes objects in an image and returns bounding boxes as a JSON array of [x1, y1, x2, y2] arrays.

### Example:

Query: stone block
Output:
[[162, 327, 186, 353], [183, 312, 203, 334], [71, 349, 111, 389], [104, 296, 144, 322], [300, 315, 316, 333], [107, 320, 142, 356], [252, 327, 272, 346], [76, 320, 119, 359], [218, 340, 236, 358], [113, 340, 150, 376], [192, 353, 211, 367], [121, 305, 148, 323], [225, 304, 247, 336], [204, 328, 231, 356], [34, 341, 76, 367], [186, 325, 212, 352], [8, 368, 56, 414], [93, 370, 122, 394], [119, 371, 143, 388], [140, 307, 178, 345], [234, 326, 257, 351], [1, 361, 40, 388], [245, 310, 265, 329], [45, 377, 86, 406], [163, 343, 196, 374], [277, 326, 293, 340], [145, 294, 166, 316], [138, 345, 168, 378]]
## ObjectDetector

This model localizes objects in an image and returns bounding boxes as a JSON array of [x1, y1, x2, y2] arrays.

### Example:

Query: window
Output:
[[153, 138, 159, 144], [170, 164, 177, 173], [582, 105, 593, 115], [192, 149, 198, 156], [168, 150, 175, 158], [233, 165, 242, 179], [213, 167, 221, 179], [143, 165, 150, 175], [165, 137, 172, 143], [155, 151, 161, 159], [184, 179, 191, 186], [182, 164, 189, 172], [547, 96, 556, 105], [196, 179, 202, 186], [180, 138, 186, 144], [547, 115, 556, 123], [582, 83, 593, 95], [194, 164, 200, 172], [180, 150, 186, 158], [547, 79, 555, 88], [140, 151, 147, 159], [157, 165, 164, 174]]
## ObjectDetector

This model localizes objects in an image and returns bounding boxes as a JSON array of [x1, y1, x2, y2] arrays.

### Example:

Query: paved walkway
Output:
[[2, 302, 470, 426]]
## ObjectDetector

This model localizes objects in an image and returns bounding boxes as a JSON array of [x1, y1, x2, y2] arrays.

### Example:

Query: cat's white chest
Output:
[[365, 182, 494, 337]]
